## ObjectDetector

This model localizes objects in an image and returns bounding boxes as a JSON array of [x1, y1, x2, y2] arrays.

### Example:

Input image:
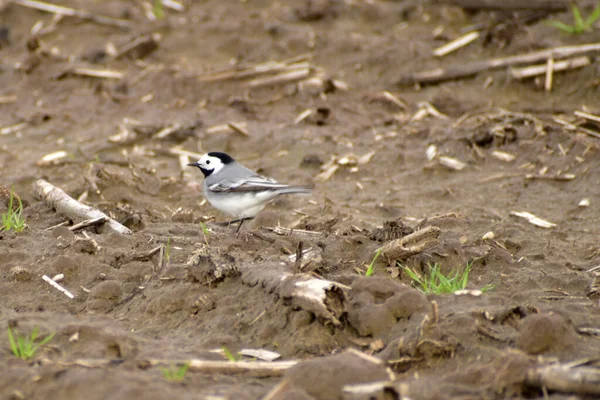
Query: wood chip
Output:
[[439, 156, 466, 171], [239, 349, 281, 362], [491, 150, 516, 162], [426, 145, 438, 161], [0, 122, 28, 135], [0, 95, 17, 104], [37, 150, 68, 165], [579, 198, 590, 207], [481, 231, 495, 240], [454, 289, 482, 296], [510, 211, 556, 228]]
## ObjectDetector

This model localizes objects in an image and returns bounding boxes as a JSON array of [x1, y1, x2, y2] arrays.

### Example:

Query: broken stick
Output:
[[68, 216, 107, 232], [526, 363, 600, 396], [12, 0, 132, 29], [241, 265, 349, 326], [33, 179, 132, 235], [379, 226, 441, 261], [44, 358, 297, 377]]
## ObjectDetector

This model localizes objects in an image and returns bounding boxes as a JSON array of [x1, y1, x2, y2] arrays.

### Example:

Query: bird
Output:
[[188, 152, 312, 232]]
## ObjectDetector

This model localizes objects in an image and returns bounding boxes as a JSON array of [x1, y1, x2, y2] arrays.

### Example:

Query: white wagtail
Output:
[[188, 152, 312, 232]]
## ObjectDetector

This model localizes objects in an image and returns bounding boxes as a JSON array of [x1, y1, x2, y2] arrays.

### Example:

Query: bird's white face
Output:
[[196, 153, 225, 176]]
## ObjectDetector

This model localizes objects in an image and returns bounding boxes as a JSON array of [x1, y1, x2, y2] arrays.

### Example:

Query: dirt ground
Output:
[[2, 0, 600, 399]]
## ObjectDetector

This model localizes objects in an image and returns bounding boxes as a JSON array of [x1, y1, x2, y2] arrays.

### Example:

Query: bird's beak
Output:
[[187, 162, 198, 167]]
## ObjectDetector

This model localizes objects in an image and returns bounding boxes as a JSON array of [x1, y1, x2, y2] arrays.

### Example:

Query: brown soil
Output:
[[2, 1, 600, 399]]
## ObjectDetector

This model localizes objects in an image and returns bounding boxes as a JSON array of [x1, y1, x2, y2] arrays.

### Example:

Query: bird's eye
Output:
[[206, 160, 211, 165]]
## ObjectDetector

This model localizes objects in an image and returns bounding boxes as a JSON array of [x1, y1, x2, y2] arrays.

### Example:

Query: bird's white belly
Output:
[[205, 191, 275, 219]]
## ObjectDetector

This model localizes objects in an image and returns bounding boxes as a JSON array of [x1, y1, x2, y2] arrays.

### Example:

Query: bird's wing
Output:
[[208, 174, 289, 193]]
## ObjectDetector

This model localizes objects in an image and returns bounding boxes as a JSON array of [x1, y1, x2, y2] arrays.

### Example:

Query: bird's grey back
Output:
[[204, 161, 256, 187]]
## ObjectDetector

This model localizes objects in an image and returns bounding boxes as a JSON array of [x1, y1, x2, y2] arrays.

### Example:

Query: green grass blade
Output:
[[365, 248, 382, 277], [572, 4, 585, 28], [7, 328, 19, 357], [176, 362, 190, 380], [222, 346, 239, 362], [153, 0, 164, 19], [17, 335, 28, 359], [584, 4, 600, 27], [545, 20, 576, 33]]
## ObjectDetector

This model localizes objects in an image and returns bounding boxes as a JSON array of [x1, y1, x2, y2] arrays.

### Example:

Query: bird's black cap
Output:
[[208, 152, 235, 164]]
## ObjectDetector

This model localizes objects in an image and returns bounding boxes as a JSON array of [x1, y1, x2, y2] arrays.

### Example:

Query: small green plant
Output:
[[1, 190, 25, 233], [7, 326, 55, 360], [365, 248, 382, 277], [199, 221, 210, 245], [152, 0, 164, 19], [546, 2, 600, 34], [161, 362, 190, 382], [222, 346, 241, 362], [401, 262, 473, 294]]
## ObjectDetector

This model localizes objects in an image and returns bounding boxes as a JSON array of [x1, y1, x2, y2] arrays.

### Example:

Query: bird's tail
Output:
[[276, 185, 313, 195]]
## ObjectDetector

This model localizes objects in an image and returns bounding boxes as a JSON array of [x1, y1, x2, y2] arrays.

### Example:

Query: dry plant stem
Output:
[[33, 179, 132, 235], [42, 274, 75, 299], [398, 42, 600, 85], [545, 56, 554, 92], [68, 216, 107, 232], [197, 55, 311, 82], [70, 68, 124, 79], [510, 56, 590, 79], [45, 358, 297, 377], [248, 68, 311, 88], [553, 117, 600, 139], [12, 0, 132, 29], [434, 0, 568, 11], [380, 226, 441, 261], [526, 364, 600, 396], [574, 111, 600, 124], [433, 31, 480, 57]]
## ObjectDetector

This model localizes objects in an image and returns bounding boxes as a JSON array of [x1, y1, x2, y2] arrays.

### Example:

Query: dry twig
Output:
[[33, 179, 132, 235], [399, 42, 600, 85], [12, 0, 132, 29]]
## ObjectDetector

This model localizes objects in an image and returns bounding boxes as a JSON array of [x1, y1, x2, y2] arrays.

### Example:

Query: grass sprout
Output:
[[1, 190, 25, 233], [222, 346, 241, 362], [161, 362, 190, 382], [365, 248, 382, 277], [401, 262, 473, 294], [152, 0, 164, 19], [546, 2, 600, 34], [200, 221, 210, 245], [8, 326, 55, 360]]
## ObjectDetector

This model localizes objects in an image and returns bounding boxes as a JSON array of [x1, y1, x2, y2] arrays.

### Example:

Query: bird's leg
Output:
[[215, 219, 241, 227], [235, 217, 255, 233]]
